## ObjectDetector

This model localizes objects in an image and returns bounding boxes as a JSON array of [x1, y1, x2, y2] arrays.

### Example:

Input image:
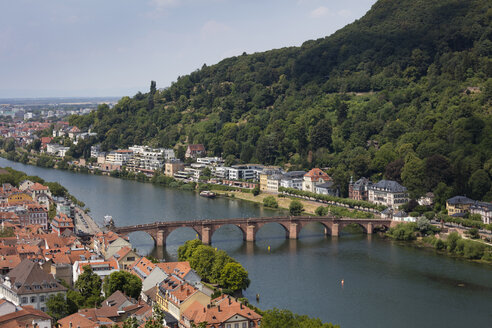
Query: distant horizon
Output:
[[0, 0, 376, 98]]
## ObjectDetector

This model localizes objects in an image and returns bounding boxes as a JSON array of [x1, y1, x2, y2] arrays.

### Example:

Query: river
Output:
[[1, 158, 490, 328]]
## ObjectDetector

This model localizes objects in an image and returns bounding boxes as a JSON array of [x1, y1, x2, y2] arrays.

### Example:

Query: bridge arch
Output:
[[255, 222, 290, 240], [338, 221, 368, 234], [298, 221, 332, 236], [165, 226, 202, 246], [210, 224, 246, 243]]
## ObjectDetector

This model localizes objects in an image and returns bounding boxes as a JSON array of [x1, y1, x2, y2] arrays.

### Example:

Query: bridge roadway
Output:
[[110, 215, 394, 246]]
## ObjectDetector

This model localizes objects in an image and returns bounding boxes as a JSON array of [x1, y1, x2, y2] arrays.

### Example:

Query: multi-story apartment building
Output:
[[105, 149, 133, 166], [470, 201, 492, 224], [368, 180, 409, 209], [128, 145, 176, 172], [280, 171, 306, 190], [0, 260, 67, 312], [165, 160, 185, 177]]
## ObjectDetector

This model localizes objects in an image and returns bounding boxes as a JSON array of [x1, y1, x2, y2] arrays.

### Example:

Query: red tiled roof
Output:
[[182, 295, 261, 327], [156, 261, 192, 279], [304, 168, 331, 182], [188, 144, 205, 151], [130, 257, 155, 280], [31, 182, 49, 191]]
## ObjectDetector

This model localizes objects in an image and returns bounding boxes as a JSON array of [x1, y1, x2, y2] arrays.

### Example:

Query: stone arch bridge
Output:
[[110, 216, 395, 247]]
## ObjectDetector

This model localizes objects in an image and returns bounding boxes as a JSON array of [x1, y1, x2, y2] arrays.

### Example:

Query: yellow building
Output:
[[7, 192, 32, 204], [446, 196, 474, 216], [259, 173, 269, 191]]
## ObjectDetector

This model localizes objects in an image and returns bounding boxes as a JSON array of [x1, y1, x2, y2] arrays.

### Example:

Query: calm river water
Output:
[[1, 158, 491, 328]]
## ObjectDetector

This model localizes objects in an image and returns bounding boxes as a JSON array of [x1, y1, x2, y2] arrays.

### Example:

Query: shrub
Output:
[[263, 196, 278, 208], [289, 200, 304, 216], [315, 206, 329, 216]]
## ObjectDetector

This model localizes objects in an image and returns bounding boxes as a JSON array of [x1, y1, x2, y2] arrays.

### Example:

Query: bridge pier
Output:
[[201, 226, 212, 245], [289, 222, 299, 239], [331, 223, 339, 237], [156, 230, 166, 247], [367, 222, 373, 234], [246, 225, 256, 242]]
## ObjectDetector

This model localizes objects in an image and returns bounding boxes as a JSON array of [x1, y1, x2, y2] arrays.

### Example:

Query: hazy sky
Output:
[[0, 0, 376, 98]]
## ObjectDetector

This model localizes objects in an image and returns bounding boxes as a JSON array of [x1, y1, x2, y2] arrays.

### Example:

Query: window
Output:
[[127, 257, 135, 261], [242, 323, 247, 328], [235, 324, 239, 328], [21, 297, 27, 304], [30, 296, 36, 303], [40, 295, 45, 302]]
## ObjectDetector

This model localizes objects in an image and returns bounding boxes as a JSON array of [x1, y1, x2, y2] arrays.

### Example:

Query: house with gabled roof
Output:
[[0, 259, 67, 312], [112, 246, 139, 271], [181, 294, 261, 328], [302, 168, 332, 193], [0, 304, 53, 328], [185, 144, 206, 159]]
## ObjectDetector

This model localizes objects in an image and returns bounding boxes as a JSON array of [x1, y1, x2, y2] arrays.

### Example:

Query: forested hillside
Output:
[[69, 0, 492, 201]]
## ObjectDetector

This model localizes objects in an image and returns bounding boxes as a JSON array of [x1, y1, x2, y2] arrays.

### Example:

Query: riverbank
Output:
[[386, 222, 492, 264], [216, 190, 320, 215], [74, 207, 102, 235]]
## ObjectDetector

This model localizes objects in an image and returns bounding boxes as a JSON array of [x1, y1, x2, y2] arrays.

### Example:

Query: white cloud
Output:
[[310, 6, 330, 18], [200, 20, 231, 40]]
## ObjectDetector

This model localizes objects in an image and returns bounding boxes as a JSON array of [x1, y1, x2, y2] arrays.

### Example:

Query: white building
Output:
[[73, 259, 119, 283], [196, 157, 224, 165], [368, 180, 409, 209], [280, 171, 305, 190], [470, 201, 492, 225], [0, 260, 66, 312], [46, 144, 70, 157], [128, 145, 175, 172], [105, 150, 133, 166]]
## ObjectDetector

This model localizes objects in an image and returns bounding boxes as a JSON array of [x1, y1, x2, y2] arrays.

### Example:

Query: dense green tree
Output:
[[46, 293, 69, 321], [178, 239, 203, 261], [103, 271, 142, 299], [210, 250, 234, 284], [32, 139, 42, 152], [289, 200, 304, 216], [189, 245, 216, 279], [261, 308, 339, 328], [64, 0, 491, 199], [220, 262, 250, 292], [401, 156, 427, 197], [75, 266, 103, 306], [468, 169, 491, 200], [263, 196, 278, 208]]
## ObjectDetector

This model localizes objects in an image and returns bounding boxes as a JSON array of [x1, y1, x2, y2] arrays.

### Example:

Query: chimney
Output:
[[203, 307, 206, 313], [218, 305, 221, 312], [240, 303, 243, 309]]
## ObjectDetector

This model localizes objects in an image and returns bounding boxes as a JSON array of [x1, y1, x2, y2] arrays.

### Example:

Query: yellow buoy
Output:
[[341, 279, 344, 287], [268, 246, 271, 252]]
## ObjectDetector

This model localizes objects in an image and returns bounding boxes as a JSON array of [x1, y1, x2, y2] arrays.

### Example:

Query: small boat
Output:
[[200, 191, 216, 198]]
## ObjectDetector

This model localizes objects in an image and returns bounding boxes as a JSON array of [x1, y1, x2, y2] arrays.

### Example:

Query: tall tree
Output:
[[75, 266, 103, 306], [103, 271, 142, 299]]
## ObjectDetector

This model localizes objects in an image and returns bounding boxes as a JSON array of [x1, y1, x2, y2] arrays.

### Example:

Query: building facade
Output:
[[368, 180, 409, 209]]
